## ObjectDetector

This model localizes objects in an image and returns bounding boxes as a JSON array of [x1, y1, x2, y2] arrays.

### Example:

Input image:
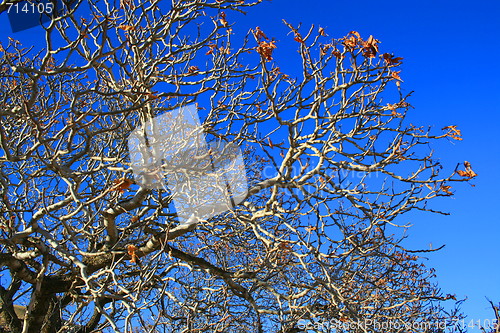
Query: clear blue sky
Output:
[[1, 0, 499, 329]]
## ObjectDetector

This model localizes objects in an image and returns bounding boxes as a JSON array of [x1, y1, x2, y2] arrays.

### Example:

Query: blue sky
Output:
[[1, 0, 499, 329]]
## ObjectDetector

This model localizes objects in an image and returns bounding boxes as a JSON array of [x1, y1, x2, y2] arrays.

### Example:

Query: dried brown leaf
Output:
[[442, 125, 463, 141], [391, 71, 403, 81], [128, 244, 138, 263], [117, 25, 135, 31], [382, 53, 404, 65], [362, 35, 380, 58], [253, 27, 268, 40], [440, 185, 453, 195]]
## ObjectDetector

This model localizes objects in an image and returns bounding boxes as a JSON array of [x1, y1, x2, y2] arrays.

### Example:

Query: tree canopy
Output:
[[0, 0, 477, 332]]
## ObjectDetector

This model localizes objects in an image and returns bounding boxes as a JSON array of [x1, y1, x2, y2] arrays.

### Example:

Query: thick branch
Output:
[[102, 187, 151, 247]]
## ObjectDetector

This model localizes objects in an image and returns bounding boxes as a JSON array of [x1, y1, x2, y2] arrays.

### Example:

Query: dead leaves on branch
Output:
[[117, 25, 135, 31], [424, 183, 454, 196], [362, 35, 380, 58], [110, 177, 134, 193], [383, 53, 404, 65], [248, 26, 477, 191], [341, 31, 380, 58], [253, 26, 404, 72], [422, 162, 476, 196], [423, 162, 476, 197], [257, 33, 276, 61], [294, 34, 305, 44], [128, 244, 138, 263], [187, 65, 199, 74], [319, 43, 342, 58], [253, 27, 277, 62], [320, 31, 404, 85], [439, 185, 453, 196], [457, 161, 477, 178], [391, 71, 403, 82], [218, 12, 228, 27], [457, 169, 477, 178], [253, 26, 267, 40], [331, 48, 343, 59], [342, 31, 360, 50], [386, 101, 411, 118], [391, 70, 403, 87], [442, 125, 463, 141], [333, 32, 406, 85], [305, 225, 318, 233], [205, 43, 231, 56]]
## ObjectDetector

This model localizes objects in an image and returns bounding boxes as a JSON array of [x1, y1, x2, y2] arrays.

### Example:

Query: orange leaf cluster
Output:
[[362, 35, 380, 58], [341, 31, 380, 58], [457, 161, 477, 178], [257, 40, 277, 62], [253, 27, 276, 62], [382, 53, 404, 65], [111, 177, 134, 193], [320, 44, 343, 58], [457, 170, 477, 178], [442, 125, 463, 141], [128, 244, 138, 263], [332, 49, 343, 59], [342, 31, 360, 50]]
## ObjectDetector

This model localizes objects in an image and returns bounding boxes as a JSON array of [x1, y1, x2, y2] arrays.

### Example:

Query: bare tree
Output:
[[0, 0, 476, 332]]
